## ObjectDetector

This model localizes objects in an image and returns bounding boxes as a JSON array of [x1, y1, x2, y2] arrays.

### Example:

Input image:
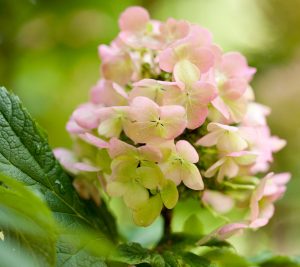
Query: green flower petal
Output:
[[160, 179, 179, 209], [123, 183, 149, 209], [132, 194, 163, 227], [106, 181, 127, 197], [136, 165, 163, 190]]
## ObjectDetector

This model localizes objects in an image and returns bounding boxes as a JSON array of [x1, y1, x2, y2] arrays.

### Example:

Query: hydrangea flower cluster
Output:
[[55, 7, 290, 239]]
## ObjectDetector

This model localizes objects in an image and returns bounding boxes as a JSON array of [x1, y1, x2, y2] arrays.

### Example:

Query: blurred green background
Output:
[[1, 0, 300, 256]]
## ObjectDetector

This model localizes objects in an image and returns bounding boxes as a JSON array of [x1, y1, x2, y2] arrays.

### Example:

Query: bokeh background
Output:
[[1, 0, 300, 256]]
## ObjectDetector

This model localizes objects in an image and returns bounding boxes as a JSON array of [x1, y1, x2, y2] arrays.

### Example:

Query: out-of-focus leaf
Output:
[[0, 239, 41, 267], [199, 237, 233, 249], [162, 251, 182, 267], [183, 214, 203, 237], [181, 252, 213, 267], [0, 174, 57, 267], [56, 228, 116, 267], [203, 248, 251, 267], [250, 252, 300, 267]]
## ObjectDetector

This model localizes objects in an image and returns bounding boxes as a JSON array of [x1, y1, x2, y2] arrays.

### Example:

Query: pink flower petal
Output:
[[79, 133, 109, 149], [196, 131, 221, 146], [118, 6, 150, 32], [108, 138, 135, 158], [66, 118, 86, 134], [176, 140, 199, 163], [205, 157, 226, 178], [192, 81, 218, 104], [101, 52, 133, 85], [138, 145, 162, 162], [186, 106, 209, 129], [182, 163, 204, 190], [272, 172, 291, 185], [160, 18, 190, 45], [73, 162, 100, 172], [207, 122, 238, 132], [160, 105, 187, 139], [250, 173, 273, 221], [211, 97, 230, 120], [222, 78, 248, 100], [221, 52, 256, 81], [191, 47, 215, 73], [90, 79, 128, 106], [129, 96, 160, 122], [73, 104, 100, 130], [54, 148, 78, 174], [202, 190, 234, 214], [129, 79, 165, 104], [159, 47, 177, 72], [216, 222, 249, 239]]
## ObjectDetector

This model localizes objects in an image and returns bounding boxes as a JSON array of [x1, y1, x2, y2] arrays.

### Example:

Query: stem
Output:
[[162, 208, 172, 240]]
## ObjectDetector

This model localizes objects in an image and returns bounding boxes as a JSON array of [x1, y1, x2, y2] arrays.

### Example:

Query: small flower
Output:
[[108, 138, 162, 167], [158, 25, 214, 74], [124, 96, 187, 144], [240, 126, 286, 173], [241, 102, 271, 127], [159, 140, 204, 190], [129, 79, 169, 105], [163, 78, 217, 129], [196, 122, 248, 153], [118, 6, 161, 49], [250, 172, 291, 228], [205, 151, 257, 182], [71, 103, 101, 131], [99, 44, 134, 85], [118, 6, 150, 33], [207, 51, 256, 122], [96, 106, 129, 138], [90, 79, 128, 106], [106, 138, 178, 226], [159, 18, 190, 46], [54, 148, 100, 175]]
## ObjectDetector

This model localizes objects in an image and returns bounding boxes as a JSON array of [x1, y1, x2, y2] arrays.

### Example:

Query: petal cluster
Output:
[[55, 6, 289, 234]]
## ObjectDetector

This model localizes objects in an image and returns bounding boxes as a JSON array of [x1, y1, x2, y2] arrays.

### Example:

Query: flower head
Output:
[[55, 6, 289, 234]]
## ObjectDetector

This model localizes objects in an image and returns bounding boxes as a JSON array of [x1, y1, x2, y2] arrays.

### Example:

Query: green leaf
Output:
[[0, 87, 117, 265], [250, 252, 300, 267], [113, 242, 151, 264], [259, 257, 300, 267], [199, 237, 233, 249], [0, 87, 116, 236], [0, 174, 57, 267], [162, 251, 182, 267], [203, 248, 251, 267], [183, 214, 203, 237], [0, 239, 42, 267], [181, 252, 213, 267], [112, 242, 164, 266]]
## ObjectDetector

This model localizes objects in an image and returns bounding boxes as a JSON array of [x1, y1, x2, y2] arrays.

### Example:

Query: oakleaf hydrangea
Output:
[[54, 6, 290, 239]]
